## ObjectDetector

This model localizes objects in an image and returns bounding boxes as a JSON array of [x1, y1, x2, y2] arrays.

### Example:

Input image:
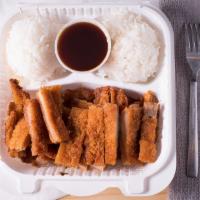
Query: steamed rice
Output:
[[97, 11, 161, 82], [6, 16, 64, 84]]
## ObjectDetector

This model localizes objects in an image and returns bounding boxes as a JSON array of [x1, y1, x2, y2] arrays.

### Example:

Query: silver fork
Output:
[[185, 23, 200, 178]]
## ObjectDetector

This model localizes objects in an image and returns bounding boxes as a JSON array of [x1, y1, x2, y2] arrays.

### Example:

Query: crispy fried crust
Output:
[[24, 99, 49, 156], [8, 117, 30, 151], [139, 91, 159, 163], [103, 103, 118, 165], [37, 88, 69, 143], [55, 108, 88, 167], [120, 104, 142, 165], [45, 85, 63, 113], [139, 140, 157, 162], [5, 107, 18, 146], [83, 105, 104, 166], [9, 79, 30, 113], [143, 91, 158, 103], [94, 86, 128, 111]]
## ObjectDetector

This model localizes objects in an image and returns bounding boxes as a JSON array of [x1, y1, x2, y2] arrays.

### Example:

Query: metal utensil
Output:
[[185, 23, 200, 178]]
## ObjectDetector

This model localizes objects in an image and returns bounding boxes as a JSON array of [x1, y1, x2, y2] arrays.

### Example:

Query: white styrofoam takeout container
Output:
[[0, 0, 176, 197]]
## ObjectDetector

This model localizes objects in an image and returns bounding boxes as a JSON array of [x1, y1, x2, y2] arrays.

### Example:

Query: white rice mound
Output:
[[6, 16, 63, 84], [97, 11, 161, 82]]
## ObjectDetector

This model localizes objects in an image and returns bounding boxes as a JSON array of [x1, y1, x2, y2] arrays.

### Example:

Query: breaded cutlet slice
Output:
[[116, 89, 128, 111], [9, 117, 30, 151], [24, 99, 49, 156], [37, 88, 69, 143], [103, 103, 118, 166], [9, 79, 30, 113], [143, 91, 158, 103], [94, 87, 128, 111], [139, 140, 157, 163], [120, 104, 142, 165], [139, 91, 159, 163], [45, 85, 63, 114], [55, 108, 88, 167], [94, 87, 110, 105], [5, 102, 19, 146], [83, 105, 104, 166], [140, 102, 159, 142]]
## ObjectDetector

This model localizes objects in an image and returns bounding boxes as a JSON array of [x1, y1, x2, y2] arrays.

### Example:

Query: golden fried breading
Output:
[[83, 105, 104, 166], [9, 117, 30, 151], [37, 88, 69, 143], [143, 91, 158, 103], [5, 107, 18, 146], [140, 103, 158, 142], [8, 149, 26, 158], [139, 140, 157, 163], [94, 86, 128, 111], [116, 89, 128, 111], [94, 87, 110, 105], [9, 79, 30, 113], [103, 103, 118, 166], [45, 85, 63, 114], [139, 91, 159, 163], [55, 108, 88, 167], [24, 99, 49, 156], [120, 104, 142, 165]]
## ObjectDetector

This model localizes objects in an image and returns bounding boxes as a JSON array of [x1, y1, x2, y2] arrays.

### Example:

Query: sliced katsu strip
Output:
[[24, 99, 49, 156], [83, 105, 105, 167], [45, 85, 63, 114], [37, 87, 69, 143], [55, 107, 88, 167], [94, 86, 128, 111], [120, 104, 142, 165], [139, 91, 159, 163], [5, 102, 19, 146], [103, 103, 118, 165], [9, 79, 30, 113], [8, 117, 30, 151]]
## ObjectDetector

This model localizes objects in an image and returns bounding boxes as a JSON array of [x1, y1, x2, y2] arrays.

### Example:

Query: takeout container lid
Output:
[[0, 0, 176, 197]]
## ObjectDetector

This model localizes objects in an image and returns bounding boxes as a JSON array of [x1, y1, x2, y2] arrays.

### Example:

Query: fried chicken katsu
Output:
[[120, 104, 142, 165], [9, 79, 30, 113], [24, 99, 49, 156], [5, 80, 31, 157], [139, 91, 159, 163], [103, 103, 118, 165], [94, 86, 128, 111], [5, 103, 18, 146], [5, 80, 160, 169], [55, 107, 88, 167], [83, 105, 105, 167], [37, 87, 69, 143], [8, 117, 30, 151]]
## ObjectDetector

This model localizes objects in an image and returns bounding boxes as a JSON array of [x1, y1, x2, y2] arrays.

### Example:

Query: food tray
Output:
[[0, 0, 176, 196]]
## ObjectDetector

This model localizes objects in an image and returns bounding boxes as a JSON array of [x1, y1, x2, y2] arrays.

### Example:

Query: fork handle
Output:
[[187, 81, 198, 177]]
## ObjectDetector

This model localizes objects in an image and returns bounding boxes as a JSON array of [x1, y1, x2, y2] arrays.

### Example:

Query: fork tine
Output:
[[195, 24, 200, 53], [185, 23, 192, 52], [191, 23, 198, 52]]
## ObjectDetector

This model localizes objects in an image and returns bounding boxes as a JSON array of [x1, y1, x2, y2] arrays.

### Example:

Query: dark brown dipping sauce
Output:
[[57, 22, 108, 71]]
